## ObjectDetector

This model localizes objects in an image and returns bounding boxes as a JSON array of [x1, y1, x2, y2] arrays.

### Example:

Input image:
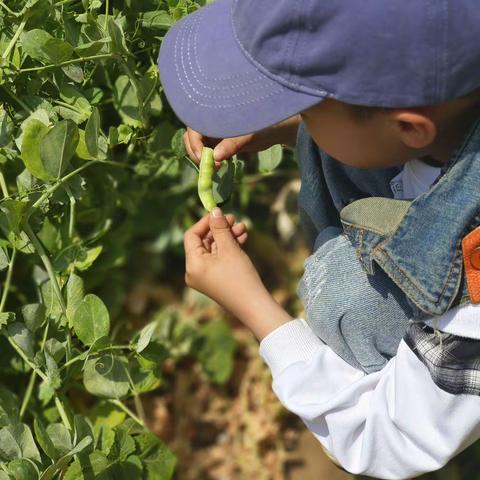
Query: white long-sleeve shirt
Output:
[[259, 158, 480, 479]]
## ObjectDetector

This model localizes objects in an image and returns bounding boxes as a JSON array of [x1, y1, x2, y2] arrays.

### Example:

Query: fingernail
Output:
[[211, 207, 222, 217], [213, 146, 224, 161]]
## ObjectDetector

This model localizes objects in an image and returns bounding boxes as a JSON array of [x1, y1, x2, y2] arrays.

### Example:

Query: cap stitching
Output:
[[190, 7, 275, 88], [173, 15, 285, 108], [188, 10, 278, 91], [180, 18, 283, 99]]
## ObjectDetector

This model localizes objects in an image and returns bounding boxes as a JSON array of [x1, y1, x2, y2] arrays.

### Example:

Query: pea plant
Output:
[[0, 0, 247, 478], [0, 0, 289, 477]]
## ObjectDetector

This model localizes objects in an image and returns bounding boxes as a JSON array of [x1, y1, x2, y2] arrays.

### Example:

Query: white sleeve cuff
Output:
[[258, 318, 325, 377]]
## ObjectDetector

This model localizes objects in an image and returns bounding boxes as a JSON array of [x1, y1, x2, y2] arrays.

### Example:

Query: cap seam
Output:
[[230, 0, 444, 104], [187, 12, 278, 92], [179, 17, 284, 100], [173, 15, 287, 109]]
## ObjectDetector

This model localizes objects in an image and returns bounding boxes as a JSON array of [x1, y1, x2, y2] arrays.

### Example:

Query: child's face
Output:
[[300, 99, 425, 169]]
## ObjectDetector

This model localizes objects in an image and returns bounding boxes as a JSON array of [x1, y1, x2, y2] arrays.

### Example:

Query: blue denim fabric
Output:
[[296, 122, 414, 372], [296, 114, 480, 372], [339, 114, 480, 318], [297, 226, 414, 373]]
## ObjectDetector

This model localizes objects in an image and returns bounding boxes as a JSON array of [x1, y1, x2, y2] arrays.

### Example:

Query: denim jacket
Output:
[[339, 114, 480, 320], [295, 113, 480, 372]]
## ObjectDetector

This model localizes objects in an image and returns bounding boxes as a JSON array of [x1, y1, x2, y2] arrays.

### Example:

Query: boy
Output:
[[157, 0, 480, 478]]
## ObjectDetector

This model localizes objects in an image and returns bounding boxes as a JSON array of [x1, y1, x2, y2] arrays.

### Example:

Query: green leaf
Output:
[[34, 419, 60, 461], [8, 322, 35, 359], [113, 76, 142, 128], [0, 423, 41, 463], [197, 320, 236, 384], [21, 29, 74, 64], [108, 429, 135, 462], [73, 415, 94, 455], [40, 120, 79, 179], [74, 38, 109, 57], [21, 118, 52, 180], [0, 385, 19, 427], [85, 107, 100, 158], [0, 200, 28, 234], [76, 129, 95, 160], [137, 341, 169, 372], [135, 321, 157, 354], [0, 312, 15, 331], [74, 245, 103, 271], [258, 144, 283, 173], [39, 436, 92, 480], [136, 433, 177, 480], [40, 279, 64, 322], [142, 11, 173, 29], [83, 354, 129, 399], [107, 18, 128, 55], [46, 423, 72, 456], [89, 402, 126, 429], [63, 452, 109, 480], [63, 450, 110, 480], [66, 273, 84, 327], [73, 294, 110, 346], [7, 458, 38, 480], [22, 303, 46, 332], [44, 351, 61, 391], [0, 247, 8, 271]]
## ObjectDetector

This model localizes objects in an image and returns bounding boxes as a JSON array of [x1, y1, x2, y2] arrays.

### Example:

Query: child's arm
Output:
[[183, 114, 301, 169], [183, 209, 293, 339], [259, 317, 480, 479], [184, 211, 480, 480]]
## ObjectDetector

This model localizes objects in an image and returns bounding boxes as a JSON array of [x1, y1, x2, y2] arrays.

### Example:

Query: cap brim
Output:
[[158, 0, 325, 138]]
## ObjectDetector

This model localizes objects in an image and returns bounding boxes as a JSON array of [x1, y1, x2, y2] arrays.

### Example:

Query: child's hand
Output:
[[183, 114, 301, 171], [184, 207, 263, 316], [184, 207, 294, 340]]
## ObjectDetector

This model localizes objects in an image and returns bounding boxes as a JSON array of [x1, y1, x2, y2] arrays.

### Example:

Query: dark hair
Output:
[[348, 86, 480, 120]]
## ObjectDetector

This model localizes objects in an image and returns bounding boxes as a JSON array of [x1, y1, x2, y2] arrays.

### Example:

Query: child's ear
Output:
[[389, 110, 437, 149]]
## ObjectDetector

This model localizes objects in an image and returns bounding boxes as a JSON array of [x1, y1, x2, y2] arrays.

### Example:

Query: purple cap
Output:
[[158, 0, 480, 138]]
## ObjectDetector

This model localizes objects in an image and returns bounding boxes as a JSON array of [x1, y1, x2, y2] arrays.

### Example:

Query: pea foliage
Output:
[[0, 0, 248, 477]]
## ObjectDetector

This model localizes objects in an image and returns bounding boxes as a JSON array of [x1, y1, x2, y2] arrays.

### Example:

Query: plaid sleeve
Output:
[[404, 322, 480, 396]]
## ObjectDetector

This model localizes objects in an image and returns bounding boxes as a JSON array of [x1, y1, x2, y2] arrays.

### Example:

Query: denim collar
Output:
[[340, 113, 480, 317]]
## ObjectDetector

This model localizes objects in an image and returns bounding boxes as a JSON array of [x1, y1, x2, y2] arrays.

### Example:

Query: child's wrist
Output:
[[233, 290, 293, 341]]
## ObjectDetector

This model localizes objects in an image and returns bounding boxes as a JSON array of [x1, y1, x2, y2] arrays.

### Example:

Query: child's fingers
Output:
[[236, 232, 248, 245], [231, 222, 247, 237], [183, 130, 199, 164], [205, 221, 246, 242], [187, 128, 206, 162]]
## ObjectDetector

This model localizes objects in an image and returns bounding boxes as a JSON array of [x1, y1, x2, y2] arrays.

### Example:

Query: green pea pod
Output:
[[198, 146, 217, 211]]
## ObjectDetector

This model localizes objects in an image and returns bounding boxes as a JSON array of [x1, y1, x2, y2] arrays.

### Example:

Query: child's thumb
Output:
[[209, 207, 237, 251]]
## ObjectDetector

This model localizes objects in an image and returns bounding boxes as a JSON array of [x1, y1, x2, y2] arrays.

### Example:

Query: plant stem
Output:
[[0, 1, 20, 16], [64, 185, 76, 239], [109, 399, 145, 427], [2, 16, 27, 60], [55, 395, 72, 430], [104, 0, 109, 29], [7, 337, 48, 381], [19, 371, 36, 420], [0, 168, 8, 197], [23, 222, 73, 362], [0, 248, 16, 313], [18, 53, 115, 73], [23, 223, 67, 313], [28, 161, 96, 216]]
